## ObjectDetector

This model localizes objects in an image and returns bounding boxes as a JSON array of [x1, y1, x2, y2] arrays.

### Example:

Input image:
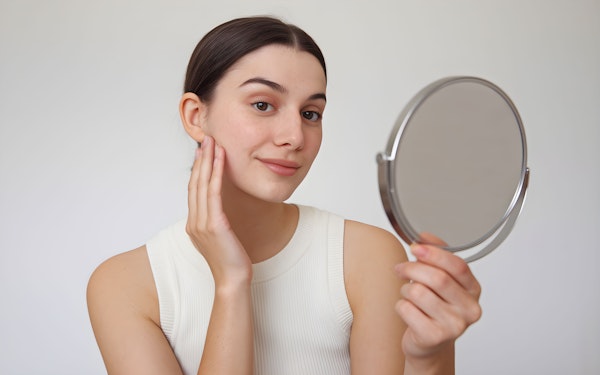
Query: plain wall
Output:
[[1, 0, 598, 374]]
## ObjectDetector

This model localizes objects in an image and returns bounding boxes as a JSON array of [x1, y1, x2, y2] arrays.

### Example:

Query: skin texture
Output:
[[87, 44, 481, 375]]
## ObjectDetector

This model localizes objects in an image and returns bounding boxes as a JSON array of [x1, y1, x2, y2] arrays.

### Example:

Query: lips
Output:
[[259, 158, 301, 177]]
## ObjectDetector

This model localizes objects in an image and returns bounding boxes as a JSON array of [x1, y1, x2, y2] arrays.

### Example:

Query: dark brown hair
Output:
[[183, 16, 326, 102]]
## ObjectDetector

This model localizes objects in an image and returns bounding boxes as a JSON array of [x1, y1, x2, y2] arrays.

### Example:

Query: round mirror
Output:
[[377, 76, 530, 262]]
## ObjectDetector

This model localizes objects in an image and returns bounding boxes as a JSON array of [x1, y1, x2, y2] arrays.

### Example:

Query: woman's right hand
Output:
[[186, 135, 252, 286]]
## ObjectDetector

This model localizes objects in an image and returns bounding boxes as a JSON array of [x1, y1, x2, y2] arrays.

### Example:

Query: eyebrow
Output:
[[240, 77, 327, 102]]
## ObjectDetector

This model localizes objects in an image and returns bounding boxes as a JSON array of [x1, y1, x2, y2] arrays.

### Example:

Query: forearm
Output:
[[403, 342, 455, 375], [197, 283, 254, 375]]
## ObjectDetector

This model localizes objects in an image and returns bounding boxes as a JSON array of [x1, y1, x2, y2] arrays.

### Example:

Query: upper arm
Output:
[[86, 246, 183, 375], [344, 221, 409, 374]]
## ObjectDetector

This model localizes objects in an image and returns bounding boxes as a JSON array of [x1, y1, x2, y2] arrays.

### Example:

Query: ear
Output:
[[179, 92, 208, 143]]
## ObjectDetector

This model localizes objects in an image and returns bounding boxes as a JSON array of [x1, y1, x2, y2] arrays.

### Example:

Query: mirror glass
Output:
[[377, 76, 529, 262]]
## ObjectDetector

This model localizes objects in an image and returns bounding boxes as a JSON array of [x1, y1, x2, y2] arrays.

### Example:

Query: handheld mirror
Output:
[[377, 76, 530, 262]]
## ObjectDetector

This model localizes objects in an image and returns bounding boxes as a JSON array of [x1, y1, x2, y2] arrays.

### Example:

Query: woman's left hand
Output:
[[394, 240, 482, 363]]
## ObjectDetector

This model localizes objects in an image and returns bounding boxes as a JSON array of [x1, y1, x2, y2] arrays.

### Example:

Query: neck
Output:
[[221, 183, 298, 264]]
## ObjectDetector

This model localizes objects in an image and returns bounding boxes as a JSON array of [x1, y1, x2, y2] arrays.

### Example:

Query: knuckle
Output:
[[454, 258, 470, 276], [446, 314, 468, 339], [395, 299, 410, 316], [430, 271, 452, 290], [473, 280, 483, 299], [395, 262, 411, 281], [186, 223, 199, 237], [404, 283, 428, 301], [206, 222, 220, 235], [186, 220, 206, 237], [467, 303, 483, 323], [185, 222, 194, 235]]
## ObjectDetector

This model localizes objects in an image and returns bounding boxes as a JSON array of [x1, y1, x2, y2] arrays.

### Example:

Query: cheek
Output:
[[208, 107, 260, 144], [306, 129, 323, 158], [204, 102, 243, 142], [217, 127, 257, 173], [217, 127, 257, 157]]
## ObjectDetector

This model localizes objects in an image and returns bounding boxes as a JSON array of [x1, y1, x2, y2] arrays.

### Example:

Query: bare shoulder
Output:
[[343, 219, 408, 309], [87, 246, 181, 374], [87, 245, 159, 326], [344, 220, 408, 266]]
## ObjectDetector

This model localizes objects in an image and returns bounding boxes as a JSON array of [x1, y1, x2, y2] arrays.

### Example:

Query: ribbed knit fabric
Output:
[[146, 205, 353, 375]]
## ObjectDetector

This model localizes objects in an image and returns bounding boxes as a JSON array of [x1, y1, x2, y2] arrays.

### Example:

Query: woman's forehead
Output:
[[222, 45, 327, 91]]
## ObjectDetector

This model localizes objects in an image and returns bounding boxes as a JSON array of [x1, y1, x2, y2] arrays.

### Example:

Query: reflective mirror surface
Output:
[[378, 76, 529, 262]]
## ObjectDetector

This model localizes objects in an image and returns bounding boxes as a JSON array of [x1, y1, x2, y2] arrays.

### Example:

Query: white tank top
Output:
[[146, 205, 353, 375]]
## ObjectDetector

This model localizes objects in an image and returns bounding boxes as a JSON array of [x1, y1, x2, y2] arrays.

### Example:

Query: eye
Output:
[[252, 101, 274, 112], [302, 110, 321, 122]]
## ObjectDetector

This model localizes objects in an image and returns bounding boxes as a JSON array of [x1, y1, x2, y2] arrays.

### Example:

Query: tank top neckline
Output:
[[173, 204, 315, 284]]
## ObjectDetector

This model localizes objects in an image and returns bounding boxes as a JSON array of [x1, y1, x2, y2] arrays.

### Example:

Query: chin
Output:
[[252, 183, 299, 203], [260, 190, 295, 203]]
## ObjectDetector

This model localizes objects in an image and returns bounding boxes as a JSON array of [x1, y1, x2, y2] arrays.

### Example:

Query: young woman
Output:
[[87, 16, 482, 375]]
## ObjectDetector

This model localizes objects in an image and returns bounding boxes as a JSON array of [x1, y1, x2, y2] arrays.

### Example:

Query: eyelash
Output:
[[302, 111, 321, 122], [252, 101, 274, 112], [252, 101, 322, 123]]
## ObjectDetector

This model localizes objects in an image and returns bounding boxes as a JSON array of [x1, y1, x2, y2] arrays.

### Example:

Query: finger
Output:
[[400, 281, 447, 319], [400, 274, 480, 325], [400, 263, 458, 320], [395, 298, 441, 350], [394, 259, 482, 325], [410, 244, 481, 300], [197, 136, 215, 226], [187, 146, 203, 227], [207, 143, 225, 221], [417, 232, 448, 247], [396, 294, 472, 351], [395, 260, 467, 304]]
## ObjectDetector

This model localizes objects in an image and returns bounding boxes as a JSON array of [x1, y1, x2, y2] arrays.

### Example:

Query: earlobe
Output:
[[179, 92, 207, 143]]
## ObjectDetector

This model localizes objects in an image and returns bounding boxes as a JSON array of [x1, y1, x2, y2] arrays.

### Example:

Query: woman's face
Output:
[[201, 44, 327, 203]]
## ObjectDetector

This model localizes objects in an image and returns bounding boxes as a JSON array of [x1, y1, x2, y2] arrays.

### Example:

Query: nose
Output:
[[274, 110, 304, 150]]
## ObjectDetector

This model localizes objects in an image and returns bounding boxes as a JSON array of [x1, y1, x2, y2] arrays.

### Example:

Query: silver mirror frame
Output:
[[377, 76, 530, 262]]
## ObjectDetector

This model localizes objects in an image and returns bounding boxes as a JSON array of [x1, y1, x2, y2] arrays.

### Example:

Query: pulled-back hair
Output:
[[184, 16, 326, 102]]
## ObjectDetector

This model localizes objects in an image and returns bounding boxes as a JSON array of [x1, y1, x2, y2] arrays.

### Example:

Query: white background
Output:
[[1, 1, 598, 374]]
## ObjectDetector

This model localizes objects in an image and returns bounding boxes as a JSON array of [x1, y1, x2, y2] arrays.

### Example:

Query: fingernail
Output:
[[194, 147, 201, 160], [411, 245, 428, 258]]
